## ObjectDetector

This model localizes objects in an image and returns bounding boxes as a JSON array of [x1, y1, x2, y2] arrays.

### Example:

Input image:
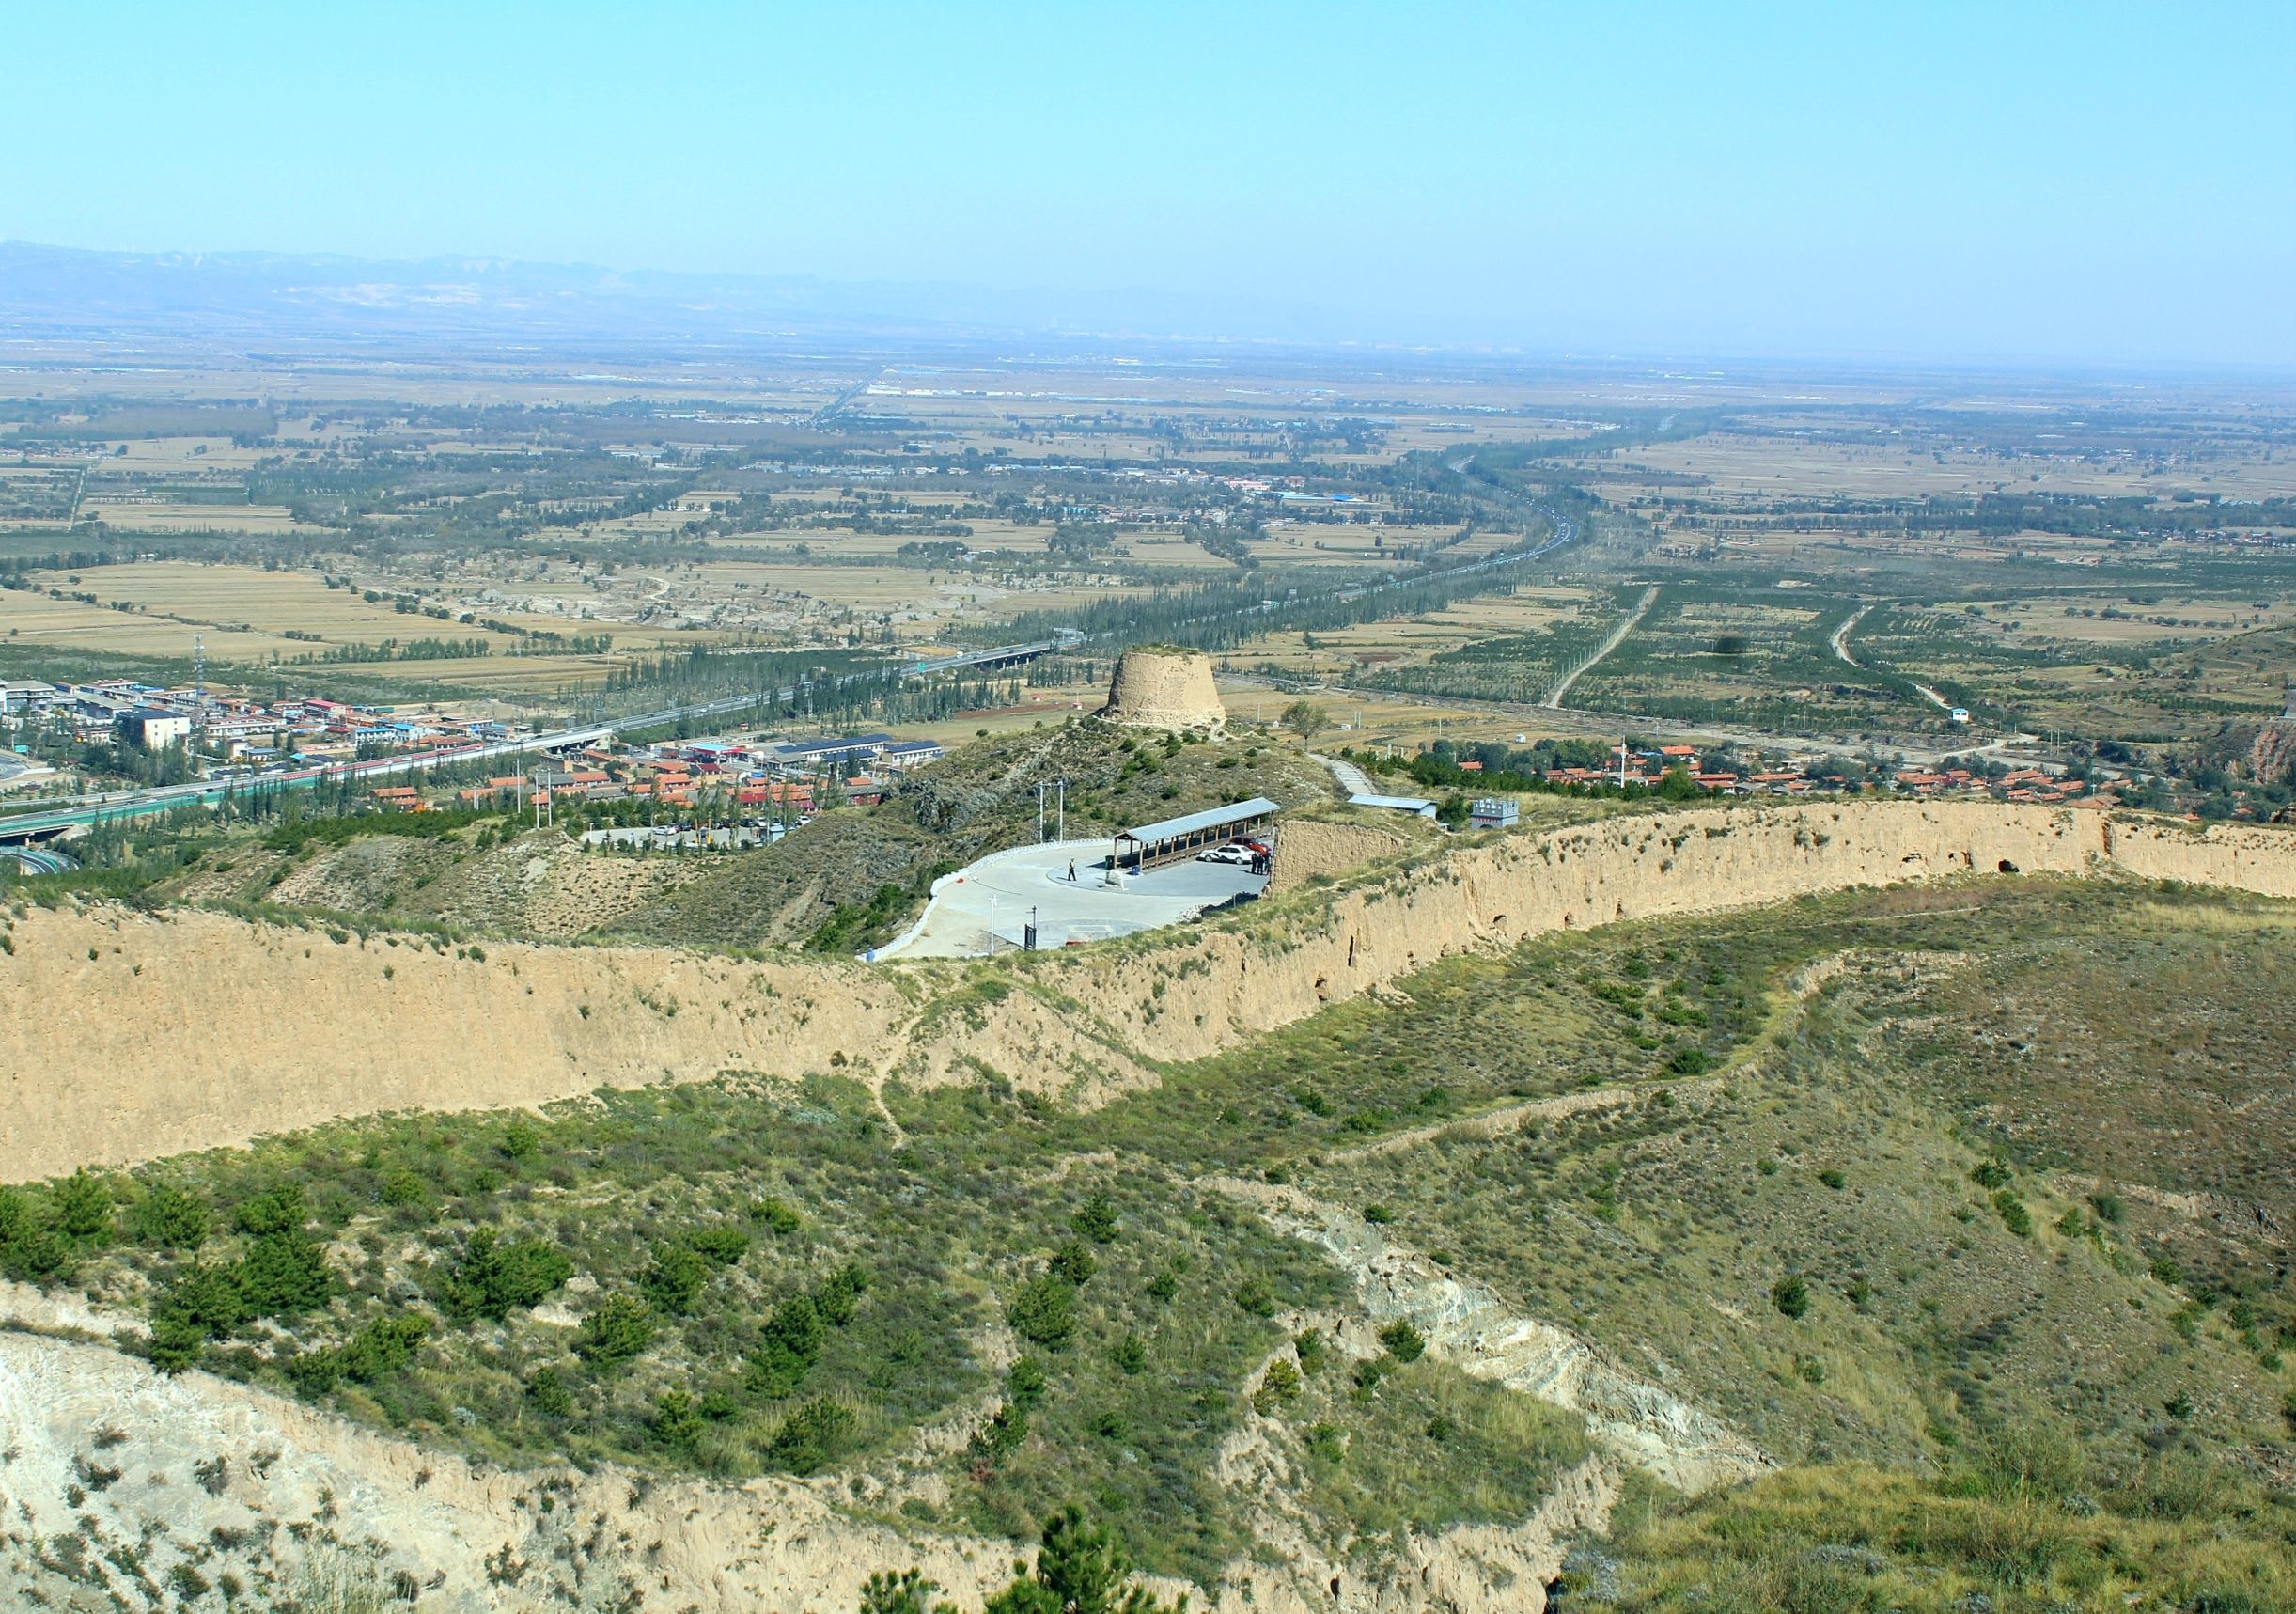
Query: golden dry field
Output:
[[1225, 586, 1594, 678]]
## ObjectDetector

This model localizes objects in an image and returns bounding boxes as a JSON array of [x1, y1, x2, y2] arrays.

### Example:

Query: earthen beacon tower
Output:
[[1098, 645, 1226, 732]]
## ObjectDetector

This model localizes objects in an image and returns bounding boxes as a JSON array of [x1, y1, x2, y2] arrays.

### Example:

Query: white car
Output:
[[1197, 843, 1254, 866]]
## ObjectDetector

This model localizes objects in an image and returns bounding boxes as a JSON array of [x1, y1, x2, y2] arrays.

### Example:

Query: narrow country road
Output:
[[1818, 601, 1946, 712], [1828, 603, 1871, 666], [1834, 602, 1960, 713], [1311, 752, 1374, 796], [1543, 584, 1658, 709]]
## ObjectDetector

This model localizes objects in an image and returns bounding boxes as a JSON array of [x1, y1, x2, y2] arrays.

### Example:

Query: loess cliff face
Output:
[[978, 802, 2296, 1072], [3, 803, 2293, 1183], [1266, 819, 1410, 893], [0, 911, 914, 1183]]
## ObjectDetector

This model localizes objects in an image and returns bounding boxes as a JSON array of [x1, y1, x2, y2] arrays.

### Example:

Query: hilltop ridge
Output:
[[5, 800, 2291, 1183]]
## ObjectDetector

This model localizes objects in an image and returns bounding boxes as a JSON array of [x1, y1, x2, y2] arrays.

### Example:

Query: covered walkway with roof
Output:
[[1113, 796, 1279, 872]]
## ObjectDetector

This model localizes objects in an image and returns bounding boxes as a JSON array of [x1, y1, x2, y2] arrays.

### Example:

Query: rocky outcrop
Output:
[[4, 804, 2294, 1183], [0, 1322, 1024, 1614], [1216, 1180, 1770, 1496], [0, 1303, 1628, 1614], [1099, 646, 1224, 731]]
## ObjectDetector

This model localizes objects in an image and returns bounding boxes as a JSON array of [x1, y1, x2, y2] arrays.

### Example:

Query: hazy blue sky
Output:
[[7, 2, 2292, 366]]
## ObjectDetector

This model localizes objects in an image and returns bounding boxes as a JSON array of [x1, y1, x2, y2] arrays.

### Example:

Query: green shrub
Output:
[[860, 1567, 949, 1614], [238, 1229, 333, 1318], [289, 1313, 430, 1397], [1772, 1273, 1811, 1319], [1993, 1191, 2033, 1238], [1378, 1320, 1427, 1363], [748, 1295, 827, 1399], [1970, 1159, 2012, 1191], [130, 1184, 209, 1248], [148, 1261, 253, 1372], [1295, 1330, 1327, 1377], [1049, 1239, 1098, 1287], [339, 1312, 429, 1383], [379, 1169, 430, 1208], [526, 1367, 573, 1418], [1008, 1275, 1077, 1349], [574, 1295, 655, 1368], [814, 1261, 870, 1324], [0, 1186, 71, 1282], [233, 1182, 308, 1237], [969, 1503, 1187, 1614], [640, 1241, 710, 1315], [649, 1388, 706, 1452], [438, 1227, 572, 1322], [763, 1397, 855, 1475], [54, 1169, 112, 1241], [1255, 1356, 1303, 1414], [687, 1225, 751, 1266], [1071, 1191, 1120, 1245]]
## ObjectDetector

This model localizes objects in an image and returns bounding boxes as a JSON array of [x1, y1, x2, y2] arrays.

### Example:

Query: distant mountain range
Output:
[[0, 240, 1366, 357]]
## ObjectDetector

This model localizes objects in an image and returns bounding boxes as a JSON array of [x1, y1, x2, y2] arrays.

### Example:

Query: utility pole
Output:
[[1056, 778, 1066, 840], [1038, 781, 1047, 843]]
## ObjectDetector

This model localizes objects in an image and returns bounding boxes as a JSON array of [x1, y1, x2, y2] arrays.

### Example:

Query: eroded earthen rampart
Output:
[[4, 803, 2291, 1181]]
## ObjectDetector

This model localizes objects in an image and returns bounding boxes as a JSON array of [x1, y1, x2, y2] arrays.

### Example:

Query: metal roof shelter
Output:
[[1114, 796, 1279, 870], [1349, 792, 1438, 818]]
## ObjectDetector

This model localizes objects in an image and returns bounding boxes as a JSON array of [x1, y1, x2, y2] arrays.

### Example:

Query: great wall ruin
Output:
[[4, 800, 2293, 1184]]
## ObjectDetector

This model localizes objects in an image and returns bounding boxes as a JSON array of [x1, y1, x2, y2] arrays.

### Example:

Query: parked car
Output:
[[1198, 843, 1254, 865]]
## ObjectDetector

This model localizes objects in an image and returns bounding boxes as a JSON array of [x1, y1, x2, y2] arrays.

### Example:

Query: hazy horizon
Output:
[[7, 2, 2294, 368]]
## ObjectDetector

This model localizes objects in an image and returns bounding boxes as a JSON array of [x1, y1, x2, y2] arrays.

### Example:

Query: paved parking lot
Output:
[[873, 838, 1266, 958]]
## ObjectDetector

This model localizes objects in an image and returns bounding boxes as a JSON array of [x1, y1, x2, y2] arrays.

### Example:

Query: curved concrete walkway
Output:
[[873, 838, 1265, 959]]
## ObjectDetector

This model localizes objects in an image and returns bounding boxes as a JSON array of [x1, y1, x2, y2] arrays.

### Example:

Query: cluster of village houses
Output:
[[428, 731, 945, 817], [0, 677, 521, 763], [2, 674, 2112, 823], [1482, 744, 2100, 806], [0, 675, 946, 818]]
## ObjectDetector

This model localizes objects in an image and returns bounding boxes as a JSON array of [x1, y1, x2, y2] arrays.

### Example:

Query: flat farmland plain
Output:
[[1227, 587, 1594, 678]]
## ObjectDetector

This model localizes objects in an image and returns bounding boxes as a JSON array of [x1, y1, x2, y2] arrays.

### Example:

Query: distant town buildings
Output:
[[0, 667, 956, 824]]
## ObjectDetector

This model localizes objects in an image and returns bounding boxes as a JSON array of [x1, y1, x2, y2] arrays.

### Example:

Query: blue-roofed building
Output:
[[1114, 797, 1280, 870]]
